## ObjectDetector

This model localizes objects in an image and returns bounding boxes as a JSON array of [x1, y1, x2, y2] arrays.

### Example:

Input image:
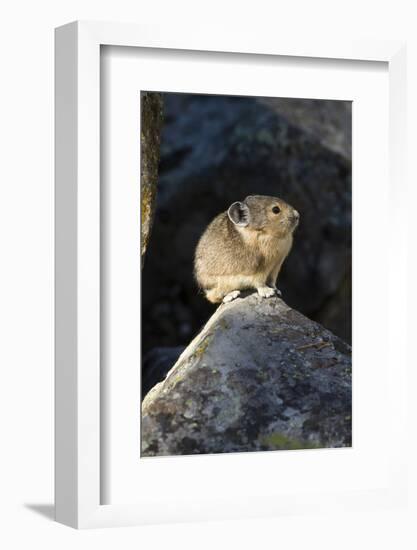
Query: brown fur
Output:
[[194, 195, 299, 303]]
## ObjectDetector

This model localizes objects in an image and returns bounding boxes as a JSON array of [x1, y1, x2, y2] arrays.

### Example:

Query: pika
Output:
[[194, 195, 299, 304]]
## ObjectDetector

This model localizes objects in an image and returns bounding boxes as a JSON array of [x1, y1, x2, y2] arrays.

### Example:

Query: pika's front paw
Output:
[[222, 290, 241, 303], [257, 286, 277, 298], [271, 286, 282, 297]]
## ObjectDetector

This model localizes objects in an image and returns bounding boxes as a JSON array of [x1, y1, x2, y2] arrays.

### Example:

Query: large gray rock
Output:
[[142, 94, 351, 357], [141, 293, 352, 456]]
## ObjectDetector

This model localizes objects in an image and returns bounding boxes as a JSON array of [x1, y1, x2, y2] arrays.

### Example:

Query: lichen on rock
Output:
[[140, 92, 164, 266]]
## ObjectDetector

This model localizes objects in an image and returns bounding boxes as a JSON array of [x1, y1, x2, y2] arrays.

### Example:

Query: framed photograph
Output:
[[55, 21, 407, 528]]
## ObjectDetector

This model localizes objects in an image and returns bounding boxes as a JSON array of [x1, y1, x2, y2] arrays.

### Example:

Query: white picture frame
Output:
[[55, 21, 407, 529]]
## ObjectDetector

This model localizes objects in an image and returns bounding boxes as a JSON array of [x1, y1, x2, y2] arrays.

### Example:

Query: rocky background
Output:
[[142, 92, 352, 401]]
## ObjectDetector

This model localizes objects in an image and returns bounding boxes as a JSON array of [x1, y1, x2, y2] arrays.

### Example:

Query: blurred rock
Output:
[[259, 97, 351, 160], [142, 293, 352, 456], [142, 346, 184, 398], [142, 93, 351, 357]]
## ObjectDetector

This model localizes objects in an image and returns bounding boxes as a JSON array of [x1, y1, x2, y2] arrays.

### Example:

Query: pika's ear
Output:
[[227, 201, 250, 227]]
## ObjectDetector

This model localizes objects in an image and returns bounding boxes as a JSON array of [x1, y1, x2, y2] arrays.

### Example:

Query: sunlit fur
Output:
[[194, 195, 299, 303]]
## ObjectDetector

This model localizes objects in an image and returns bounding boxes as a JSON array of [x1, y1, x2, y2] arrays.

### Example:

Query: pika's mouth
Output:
[[289, 210, 300, 230], [289, 216, 299, 229]]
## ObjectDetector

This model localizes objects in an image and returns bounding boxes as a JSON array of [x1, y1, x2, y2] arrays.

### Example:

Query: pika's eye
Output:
[[272, 206, 281, 214]]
